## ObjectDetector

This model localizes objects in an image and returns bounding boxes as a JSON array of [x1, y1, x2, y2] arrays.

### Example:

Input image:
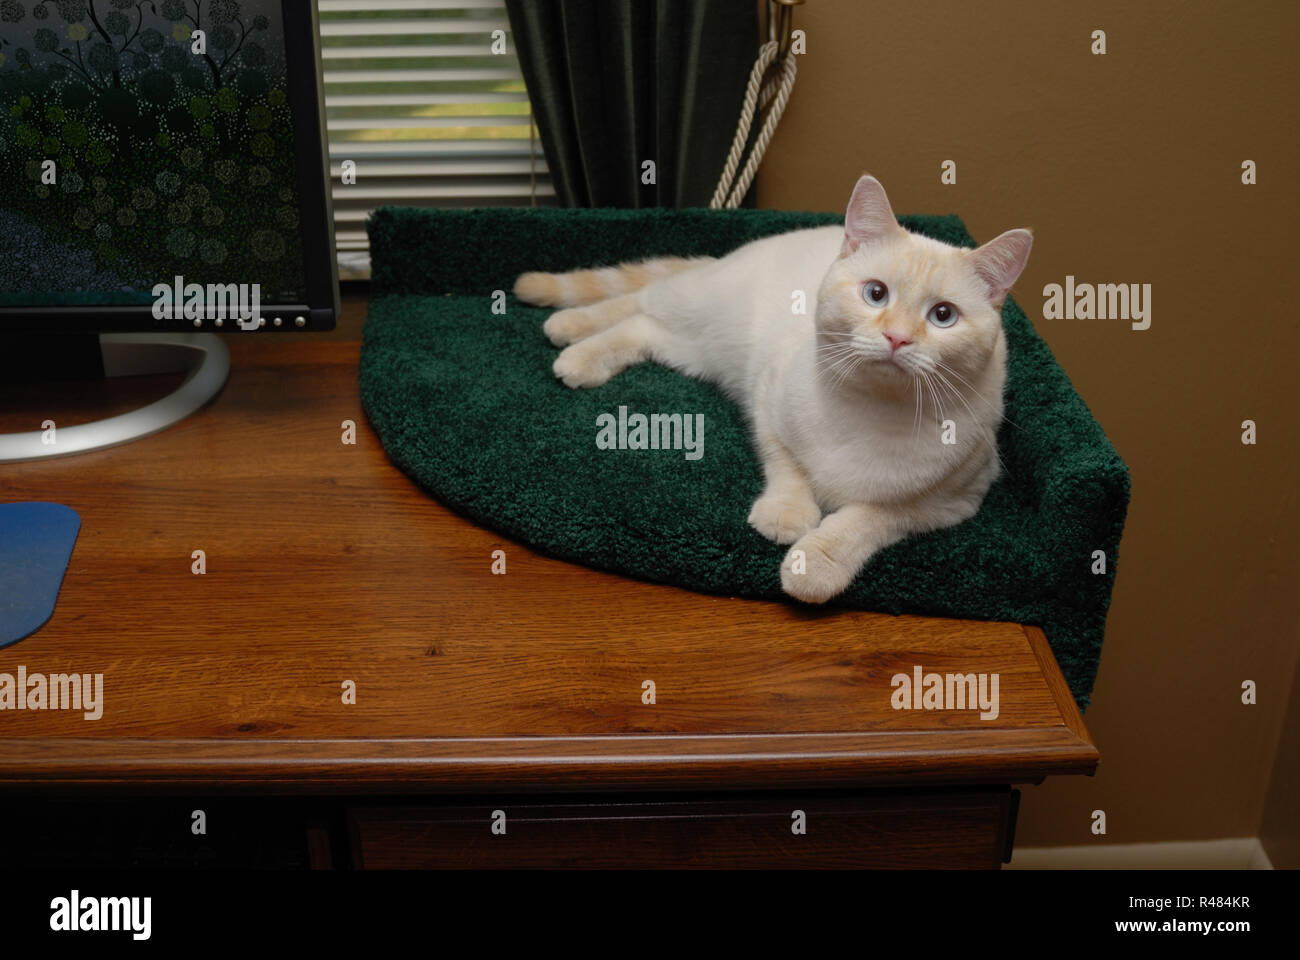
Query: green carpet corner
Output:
[[360, 206, 1131, 710]]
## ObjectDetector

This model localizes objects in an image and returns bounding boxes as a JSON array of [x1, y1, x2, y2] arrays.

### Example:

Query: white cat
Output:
[[514, 175, 1032, 603]]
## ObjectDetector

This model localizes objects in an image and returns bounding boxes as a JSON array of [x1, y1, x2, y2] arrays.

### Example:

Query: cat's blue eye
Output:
[[863, 281, 889, 305], [927, 302, 959, 328]]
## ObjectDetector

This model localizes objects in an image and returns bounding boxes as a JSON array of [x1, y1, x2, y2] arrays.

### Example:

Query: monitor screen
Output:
[[0, 0, 336, 330]]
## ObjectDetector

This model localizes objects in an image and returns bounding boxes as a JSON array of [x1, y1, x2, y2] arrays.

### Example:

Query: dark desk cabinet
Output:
[[347, 789, 1020, 870]]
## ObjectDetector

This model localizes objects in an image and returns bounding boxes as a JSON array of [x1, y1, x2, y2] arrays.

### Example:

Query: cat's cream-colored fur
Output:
[[514, 176, 1032, 603]]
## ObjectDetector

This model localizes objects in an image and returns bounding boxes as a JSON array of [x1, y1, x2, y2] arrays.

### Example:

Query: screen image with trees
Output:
[[0, 0, 308, 307]]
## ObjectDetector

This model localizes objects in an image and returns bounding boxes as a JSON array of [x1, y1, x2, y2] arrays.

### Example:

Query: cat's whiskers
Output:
[[815, 337, 860, 362], [918, 370, 945, 427], [827, 352, 868, 392], [816, 337, 876, 392], [816, 348, 860, 382], [816, 347, 853, 377], [814, 332, 857, 359], [911, 376, 922, 443], [928, 364, 1013, 477], [932, 357, 1018, 430], [815, 342, 860, 369], [930, 366, 978, 425]]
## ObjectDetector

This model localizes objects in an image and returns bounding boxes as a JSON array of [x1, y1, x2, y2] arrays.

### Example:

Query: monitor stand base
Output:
[[0, 333, 230, 463]]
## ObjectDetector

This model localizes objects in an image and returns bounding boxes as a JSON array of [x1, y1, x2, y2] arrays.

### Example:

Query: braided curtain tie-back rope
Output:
[[723, 51, 796, 208], [709, 41, 779, 208], [709, 40, 798, 210], [729, 52, 798, 205], [758, 56, 785, 112]]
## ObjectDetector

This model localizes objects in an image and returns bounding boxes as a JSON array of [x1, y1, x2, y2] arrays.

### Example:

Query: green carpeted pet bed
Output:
[[360, 207, 1130, 709]]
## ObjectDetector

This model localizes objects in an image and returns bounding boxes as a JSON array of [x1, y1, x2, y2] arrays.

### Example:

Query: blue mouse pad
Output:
[[0, 502, 81, 648]]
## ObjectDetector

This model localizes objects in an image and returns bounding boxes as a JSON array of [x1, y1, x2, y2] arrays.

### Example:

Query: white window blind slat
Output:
[[327, 92, 530, 106], [321, 19, 510, 36], [334, 182, 558, 202], [330, 159, 540, 177], [322, 45, 517, 59], [328, 116, 533, 131], [319, 0, 552, 270], [328, 139, 543, 157], [324, 69, 522, 83], [320, 0, 507, 11]]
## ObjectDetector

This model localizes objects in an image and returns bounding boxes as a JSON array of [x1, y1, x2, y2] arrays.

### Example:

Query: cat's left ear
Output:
[[968, 228, 1033, 306]]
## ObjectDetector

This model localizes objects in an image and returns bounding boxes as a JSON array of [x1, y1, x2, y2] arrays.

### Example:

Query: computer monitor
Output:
[[0, 0, 338, 462]]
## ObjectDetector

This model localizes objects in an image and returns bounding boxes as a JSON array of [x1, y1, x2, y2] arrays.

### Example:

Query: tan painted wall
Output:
[[756, 0, 1300, 847], [1260, 652, 1300, 867]]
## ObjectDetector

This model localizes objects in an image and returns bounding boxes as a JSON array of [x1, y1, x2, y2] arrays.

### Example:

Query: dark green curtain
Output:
[[504, 0, 760, 208]]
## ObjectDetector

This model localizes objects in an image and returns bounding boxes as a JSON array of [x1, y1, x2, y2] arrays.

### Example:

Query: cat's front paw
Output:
[[780, 535, 857, 604], [553, 342, 612, 388], [748, 491, 821, 545]]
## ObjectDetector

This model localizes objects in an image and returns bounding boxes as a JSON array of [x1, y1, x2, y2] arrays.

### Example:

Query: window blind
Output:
[[317, 0, 552, 257]]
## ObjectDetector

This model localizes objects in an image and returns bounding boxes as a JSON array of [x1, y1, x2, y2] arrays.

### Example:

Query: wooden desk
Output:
[[0, 325, 1097, 868]]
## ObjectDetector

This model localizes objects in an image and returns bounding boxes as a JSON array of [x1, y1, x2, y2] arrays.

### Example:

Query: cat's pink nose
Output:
[[882, 331, 911, 351]]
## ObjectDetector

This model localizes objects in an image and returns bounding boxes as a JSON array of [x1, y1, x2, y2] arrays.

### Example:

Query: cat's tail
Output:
[[514, 256, 712, 308]]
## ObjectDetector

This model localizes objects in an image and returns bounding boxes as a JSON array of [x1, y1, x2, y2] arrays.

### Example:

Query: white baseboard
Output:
[[1008, 837, 1273, 870]]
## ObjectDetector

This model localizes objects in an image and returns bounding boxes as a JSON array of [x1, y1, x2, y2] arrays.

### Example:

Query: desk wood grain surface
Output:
[[0, 312, 1097, 793]]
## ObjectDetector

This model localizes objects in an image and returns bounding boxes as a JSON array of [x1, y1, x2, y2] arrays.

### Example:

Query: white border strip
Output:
[[1008, 837, 1273, 870]]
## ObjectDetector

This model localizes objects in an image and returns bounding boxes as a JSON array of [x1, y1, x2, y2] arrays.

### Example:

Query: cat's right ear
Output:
[[842, 175, 902, 255]]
